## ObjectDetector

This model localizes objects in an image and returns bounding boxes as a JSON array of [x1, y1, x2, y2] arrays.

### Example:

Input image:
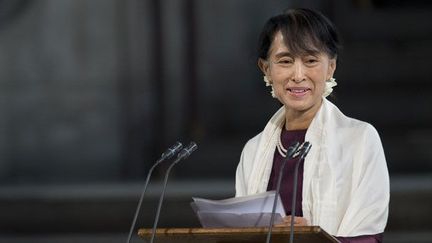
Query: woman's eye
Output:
[[305, 57, 319, 64], [277, 59, 293, 64]]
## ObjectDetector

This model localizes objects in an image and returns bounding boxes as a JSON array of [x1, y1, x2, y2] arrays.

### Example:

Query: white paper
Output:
[[191, 191, 286, 228]]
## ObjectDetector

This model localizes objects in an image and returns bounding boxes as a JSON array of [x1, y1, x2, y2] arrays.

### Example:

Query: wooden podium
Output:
[[138, 226, 340, 243]]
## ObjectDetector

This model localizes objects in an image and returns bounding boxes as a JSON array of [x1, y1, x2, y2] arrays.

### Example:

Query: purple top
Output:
[[267, 129, 306, 216], [267, 128, 383, 243]]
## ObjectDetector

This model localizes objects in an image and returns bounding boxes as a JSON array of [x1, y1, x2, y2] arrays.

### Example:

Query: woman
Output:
[[235, 8, 389, 242]]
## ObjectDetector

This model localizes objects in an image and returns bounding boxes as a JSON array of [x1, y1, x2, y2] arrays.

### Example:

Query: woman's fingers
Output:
[[279, 216, 308, 226]]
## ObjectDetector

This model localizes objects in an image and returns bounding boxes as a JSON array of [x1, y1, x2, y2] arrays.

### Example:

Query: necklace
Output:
[[276, 133, 287, 157]]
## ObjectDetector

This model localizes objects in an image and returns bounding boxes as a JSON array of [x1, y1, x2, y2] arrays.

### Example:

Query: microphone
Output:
[[289, 142, 312, 243], [150, 142, 198, 243], [266, 141, 301, 243], [160, 142, 184, 160], [126, 142, 183, 243], [177, 142, 198, 160], [298, 142, 312, 161]]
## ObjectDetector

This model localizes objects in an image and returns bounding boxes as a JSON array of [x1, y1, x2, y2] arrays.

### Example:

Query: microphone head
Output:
[[286, 141, 301, 159], [178, 142, 198, 159], [171, 141, 183, 153], [161, 141, 183, 160], [299, 142, 312, 160], [186, 142, 198, 153]]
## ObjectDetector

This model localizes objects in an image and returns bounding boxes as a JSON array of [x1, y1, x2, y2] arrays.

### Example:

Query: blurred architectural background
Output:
[[0, 0, 431, 242]]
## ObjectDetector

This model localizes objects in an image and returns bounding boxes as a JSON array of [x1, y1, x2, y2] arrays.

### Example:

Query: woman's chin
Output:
[[282, 98, 319, 113]]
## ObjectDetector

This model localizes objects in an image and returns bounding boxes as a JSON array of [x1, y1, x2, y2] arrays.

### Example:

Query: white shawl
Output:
[[235, 99, 389, 237]]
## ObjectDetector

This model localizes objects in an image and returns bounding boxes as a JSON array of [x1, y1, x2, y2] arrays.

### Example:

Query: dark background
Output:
[[0, 0, 431, 242]]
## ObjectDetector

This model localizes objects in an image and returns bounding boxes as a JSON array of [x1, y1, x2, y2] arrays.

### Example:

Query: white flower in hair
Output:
[[323, 78, 337, 97]]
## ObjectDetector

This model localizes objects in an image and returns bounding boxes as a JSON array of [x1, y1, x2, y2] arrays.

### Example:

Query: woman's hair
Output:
[[257, 8, 341, 60]]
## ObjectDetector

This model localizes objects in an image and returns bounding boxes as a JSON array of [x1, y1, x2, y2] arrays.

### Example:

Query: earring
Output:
[[323, 77, 337, 97], [263, 76, 277, 98]]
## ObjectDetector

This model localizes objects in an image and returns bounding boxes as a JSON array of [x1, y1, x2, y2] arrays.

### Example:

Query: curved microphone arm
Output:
[[265, 141, 301, 243], [126, 142, 183, 243], [289, 142, 312, 243], [149, 142, 197, 243]]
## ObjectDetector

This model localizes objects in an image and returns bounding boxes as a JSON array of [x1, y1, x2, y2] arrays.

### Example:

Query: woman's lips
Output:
[[287, 87, 311, 97]]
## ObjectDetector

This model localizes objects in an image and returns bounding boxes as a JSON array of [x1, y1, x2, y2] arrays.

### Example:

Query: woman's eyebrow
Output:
[[273, 50, 321, 59], [304, 49, 321, 56], [274, 51, 293, 58]]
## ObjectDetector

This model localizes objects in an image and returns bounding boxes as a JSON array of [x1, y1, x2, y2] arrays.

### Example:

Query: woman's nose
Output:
[[292, 62, 306, 83]]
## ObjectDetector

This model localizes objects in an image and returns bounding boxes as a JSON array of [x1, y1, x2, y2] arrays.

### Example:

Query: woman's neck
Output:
[[284, 100, 322, 131]]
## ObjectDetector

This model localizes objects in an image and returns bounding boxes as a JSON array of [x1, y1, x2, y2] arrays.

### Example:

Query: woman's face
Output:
[[259, 31, 336, 114]]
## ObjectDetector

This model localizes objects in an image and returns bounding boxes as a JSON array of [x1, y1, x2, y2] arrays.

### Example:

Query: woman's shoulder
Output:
[[325, 100, 378, 132], [322, 100, 382, 147], [242, 132, 263, 153]]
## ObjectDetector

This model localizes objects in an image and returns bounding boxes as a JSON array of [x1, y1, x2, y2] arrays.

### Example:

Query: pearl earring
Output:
[[263, 76, 277, 98]]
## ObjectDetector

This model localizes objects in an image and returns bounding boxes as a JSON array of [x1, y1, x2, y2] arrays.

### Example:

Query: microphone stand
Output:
[[126, 142, 183, 243], [265, 142, 300, 243], [289, 142, 312, 243], [150, 142, 197, 243]]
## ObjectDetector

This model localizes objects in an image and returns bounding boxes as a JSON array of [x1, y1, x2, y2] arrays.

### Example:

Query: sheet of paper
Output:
[[191, 191, 286, 228]]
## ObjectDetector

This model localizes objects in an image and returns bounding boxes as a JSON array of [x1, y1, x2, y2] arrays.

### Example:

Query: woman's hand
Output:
[[275, 215, 308, 227]]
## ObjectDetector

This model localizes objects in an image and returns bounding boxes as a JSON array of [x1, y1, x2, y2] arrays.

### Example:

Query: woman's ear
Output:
[[258, 58, 270, 77], [327, 58, 337, 79]]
